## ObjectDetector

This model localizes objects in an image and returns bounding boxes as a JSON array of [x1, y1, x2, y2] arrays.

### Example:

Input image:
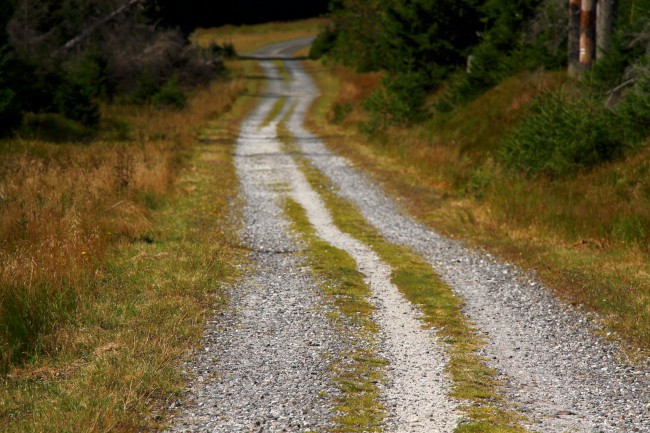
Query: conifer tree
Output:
[[379, 0, 481, 81]]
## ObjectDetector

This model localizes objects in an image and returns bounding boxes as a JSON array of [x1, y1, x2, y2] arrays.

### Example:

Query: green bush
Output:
[[615, 75, 650, 142], [130, 73, 161, 105], [364, 71, 430, 130], [152, 76, 187, 110], [442, 43, 513, 106], [54, 77, 100, 127], [19, 113, 94, 142], [67, 51, 114, 100], [500, 91, 625, 178], [331, 100, 352, 124], [209, 42, 236, 59], [590, 32, 646, 91], [309, 26, 338, 60]]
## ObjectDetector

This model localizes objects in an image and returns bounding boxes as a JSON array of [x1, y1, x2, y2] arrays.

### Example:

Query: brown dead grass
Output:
[[0, 77, 246, 372], [0, 58, 257, 432]]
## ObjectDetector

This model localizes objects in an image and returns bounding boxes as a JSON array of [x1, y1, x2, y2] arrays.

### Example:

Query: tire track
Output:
[[265, 45, 460, 432], [283, 55, 650, 432], [169, 38, 461, 433], [167, 43, 340, 433]]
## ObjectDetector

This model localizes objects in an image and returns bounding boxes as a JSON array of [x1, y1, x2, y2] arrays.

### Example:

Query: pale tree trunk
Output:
[[597, 0, 616, 59], [568, 0, 582, 77], [580, 0, 596, 69]]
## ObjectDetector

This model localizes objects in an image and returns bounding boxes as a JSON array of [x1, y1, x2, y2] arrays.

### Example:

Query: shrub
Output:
[[363, 71, 430, 130], [614, 74, 650, 142], [130, 73, 161, 105], [152, 76, 187, 110], [53, 77, 100, 127], [309, 26, 338, 60], [331, 100, 352, 124], [19, 112, 93, 142], [590, 31, 647, 91], [500, 91, 625, 178], [67, 51, 114, 100], [208, 42, 236, 59]]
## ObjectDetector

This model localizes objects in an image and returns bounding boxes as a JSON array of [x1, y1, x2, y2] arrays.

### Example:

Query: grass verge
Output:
[[278, 120, 529, 432], [262, 96, 287, 129], [305, 60, 650, 355], [0, 61, 259, 431]]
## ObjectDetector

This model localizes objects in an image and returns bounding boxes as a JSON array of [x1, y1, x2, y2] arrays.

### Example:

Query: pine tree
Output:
[[379, 0, 481, 81]]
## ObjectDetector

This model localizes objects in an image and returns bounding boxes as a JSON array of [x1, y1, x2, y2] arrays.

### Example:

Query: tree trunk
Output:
[[568, 0, 581, 77], [580, 0, 596, 69], [597, 0, 616, 59]]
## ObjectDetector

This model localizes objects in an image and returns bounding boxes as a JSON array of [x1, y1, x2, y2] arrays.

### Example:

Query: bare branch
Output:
[[52, 0, 146, 57]]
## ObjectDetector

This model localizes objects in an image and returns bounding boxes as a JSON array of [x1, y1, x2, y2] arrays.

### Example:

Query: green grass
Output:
[[261, 96, 287, 128], [0, 138, 242, 433], [277, 121, 530, 432], [271, 67, 385, 433], [284, 198, 386, 432]]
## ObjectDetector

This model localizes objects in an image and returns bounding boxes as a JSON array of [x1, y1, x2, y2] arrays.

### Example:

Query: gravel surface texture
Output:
[[285, 112, 459, 433], [168, 41, 340, 433], [168, 38, 461, 433], [282, 59, 650, 433]]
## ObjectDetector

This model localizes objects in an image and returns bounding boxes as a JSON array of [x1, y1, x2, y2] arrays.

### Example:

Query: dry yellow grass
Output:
[[0, 63, 256, 431], [0, 76, 245, 371], [192, 18, 325, 54]]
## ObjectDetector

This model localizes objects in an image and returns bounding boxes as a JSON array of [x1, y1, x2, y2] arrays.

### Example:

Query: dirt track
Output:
[[167, 38, 650, 433]]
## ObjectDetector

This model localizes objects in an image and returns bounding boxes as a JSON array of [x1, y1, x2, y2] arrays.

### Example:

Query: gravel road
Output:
[[168, 38, 458, 432], [167, 37, 650, 433], [282, 50, 650, 432]]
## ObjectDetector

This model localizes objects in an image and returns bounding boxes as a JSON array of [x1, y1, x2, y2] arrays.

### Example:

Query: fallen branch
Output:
[[52, 0, 145, 57]]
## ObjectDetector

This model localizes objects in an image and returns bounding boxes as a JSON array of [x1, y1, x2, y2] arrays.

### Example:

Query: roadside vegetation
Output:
[[0, 12, 292, 429], [0, 0, 237, 138], [308, 0, 650, 352], [192, 18, 324, 54], [285, 197, 387, 433]]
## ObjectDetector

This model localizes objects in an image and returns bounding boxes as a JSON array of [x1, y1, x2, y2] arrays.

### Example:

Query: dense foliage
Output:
[[316, 0, 650, 176], [0, 0, 227, 137]]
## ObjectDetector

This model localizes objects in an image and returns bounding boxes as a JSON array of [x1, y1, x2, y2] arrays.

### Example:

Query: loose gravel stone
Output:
[[283, 58, 650, 433]]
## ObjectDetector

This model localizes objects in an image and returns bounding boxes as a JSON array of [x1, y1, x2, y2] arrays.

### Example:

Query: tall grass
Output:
[[0, 78, 246, 373]]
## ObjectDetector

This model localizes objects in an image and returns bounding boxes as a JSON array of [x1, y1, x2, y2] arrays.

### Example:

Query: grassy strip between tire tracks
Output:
[[0, 61, 260, 432], [278, 113, 530, 432], [284, 198, 387, 433]]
